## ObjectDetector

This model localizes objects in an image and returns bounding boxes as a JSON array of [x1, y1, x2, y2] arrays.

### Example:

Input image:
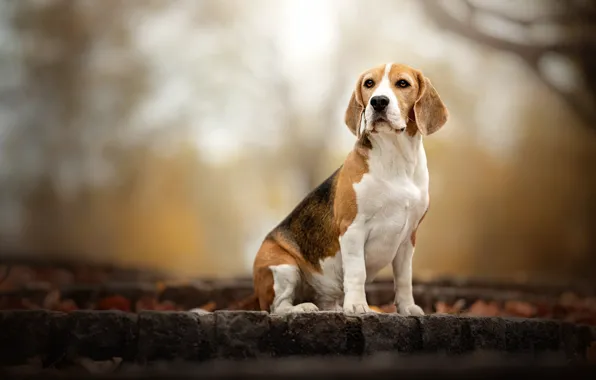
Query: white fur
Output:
[[339, 129, 429, 315], [189, 308, 211, 315], [309, 254, 343, 310], [269, 264, 319, 314]]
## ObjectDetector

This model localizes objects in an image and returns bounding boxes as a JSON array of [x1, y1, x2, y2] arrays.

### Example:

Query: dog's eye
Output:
[[363, 79, 375, 88], [396, 80, 410, 88]]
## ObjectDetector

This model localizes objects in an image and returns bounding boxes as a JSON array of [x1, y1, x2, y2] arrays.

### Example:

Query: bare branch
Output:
[[420, 0, 596, 127], [419, 0, 542, 63], [531, 59, 596, 127], [464, 0, 596, 27], [423, 0, 593, 58]]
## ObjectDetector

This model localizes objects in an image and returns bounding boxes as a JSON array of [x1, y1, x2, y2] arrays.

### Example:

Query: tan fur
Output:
[[252, 238, 301, 311], [335, 141, 370, 236], [411, 71, 449, 136]]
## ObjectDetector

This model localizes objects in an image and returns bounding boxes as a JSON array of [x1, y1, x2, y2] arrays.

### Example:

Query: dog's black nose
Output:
[[370, 95, 389, 112]]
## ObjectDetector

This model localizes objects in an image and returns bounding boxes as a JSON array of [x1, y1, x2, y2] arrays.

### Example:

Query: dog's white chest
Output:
[[356, 176, 425, 280], [352, 138, 429, 282]]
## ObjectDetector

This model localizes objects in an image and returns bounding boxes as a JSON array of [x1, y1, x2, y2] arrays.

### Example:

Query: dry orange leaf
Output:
[[466, 300, 501, 317], [198, 301, 217, 312], [54, 299, 78, 312], [504, 300, 537, 318], [381, 304, 397, 313], [96, 295, 131, 312], [435, 299, 465, 314]]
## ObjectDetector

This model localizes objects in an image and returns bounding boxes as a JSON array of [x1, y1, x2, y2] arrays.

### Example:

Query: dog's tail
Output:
[[226, 292, 261, 311]]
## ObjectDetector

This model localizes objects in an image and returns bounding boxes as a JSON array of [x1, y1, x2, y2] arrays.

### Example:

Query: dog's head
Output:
[[345, 63, 448, 138]]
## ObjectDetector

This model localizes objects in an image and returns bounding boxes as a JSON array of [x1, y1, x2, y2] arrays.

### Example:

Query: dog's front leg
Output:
[[340, 224, 371, 314], [392, 240, 424, 316]]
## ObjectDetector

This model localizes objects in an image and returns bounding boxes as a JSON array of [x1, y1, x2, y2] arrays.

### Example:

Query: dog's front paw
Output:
[[343, 303, 374, 314], [290, 302, 319, 313], [398, 303, 425, 316]]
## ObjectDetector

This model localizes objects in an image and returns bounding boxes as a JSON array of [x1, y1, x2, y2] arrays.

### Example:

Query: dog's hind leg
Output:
[[253, 239, 319, 314]]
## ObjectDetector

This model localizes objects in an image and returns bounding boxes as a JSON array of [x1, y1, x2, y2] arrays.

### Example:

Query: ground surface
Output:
[[0, 261, 595, 378], [1, 262, 596, 325], [0, 308, 595, 374]]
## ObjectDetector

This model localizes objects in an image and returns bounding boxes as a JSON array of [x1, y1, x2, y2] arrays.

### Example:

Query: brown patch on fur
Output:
[[411, 71, 449, 136], [410, 197, 430, 246], [252, 238, 300, 312], [360, 133, 373, 149], [335, 141, 370, 236], [269, 230, 323, 273], [265, 169, 342, 271], [406, 109, 418, 137]]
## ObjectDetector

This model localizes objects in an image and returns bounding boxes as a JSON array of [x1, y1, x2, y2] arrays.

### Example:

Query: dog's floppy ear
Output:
[[413, 72, 449, 136], [344, 74, 365, 137]]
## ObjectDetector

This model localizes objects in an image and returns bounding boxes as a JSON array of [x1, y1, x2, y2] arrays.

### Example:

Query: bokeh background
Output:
[[0, 0, 594, 284]]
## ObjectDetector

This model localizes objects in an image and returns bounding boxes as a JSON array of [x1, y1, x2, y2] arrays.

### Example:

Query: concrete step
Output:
[[0, 310, 594, 373]]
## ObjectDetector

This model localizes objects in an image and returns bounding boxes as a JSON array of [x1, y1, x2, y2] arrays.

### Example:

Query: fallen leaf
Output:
[[435, 299, 466, 314], [504, 301, 536, 318], [198, 301, 217, 312], [96, 295, 131, 312], [369, 306, 383, 313], [466, 300, 501, 317], [379, 304, 397, 313], [434, 301, 451, 314], [135, 296, 158, 311], [533, 302, 553, 317], [54, 299, 78, 312]]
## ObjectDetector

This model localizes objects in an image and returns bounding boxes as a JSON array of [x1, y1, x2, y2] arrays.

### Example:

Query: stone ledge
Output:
[[0, 310, 594, 368], [4, 278, 596, 326]]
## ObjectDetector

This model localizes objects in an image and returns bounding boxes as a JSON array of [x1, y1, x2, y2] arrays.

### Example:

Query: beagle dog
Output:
[[240, 63, 448, 315]]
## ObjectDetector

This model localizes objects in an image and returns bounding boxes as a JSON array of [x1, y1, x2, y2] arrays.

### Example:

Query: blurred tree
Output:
[[3, 0, 212, 274], [420, 0, 596, 129], [420, 0, 596, 282], [4, 0, 286, 276]]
